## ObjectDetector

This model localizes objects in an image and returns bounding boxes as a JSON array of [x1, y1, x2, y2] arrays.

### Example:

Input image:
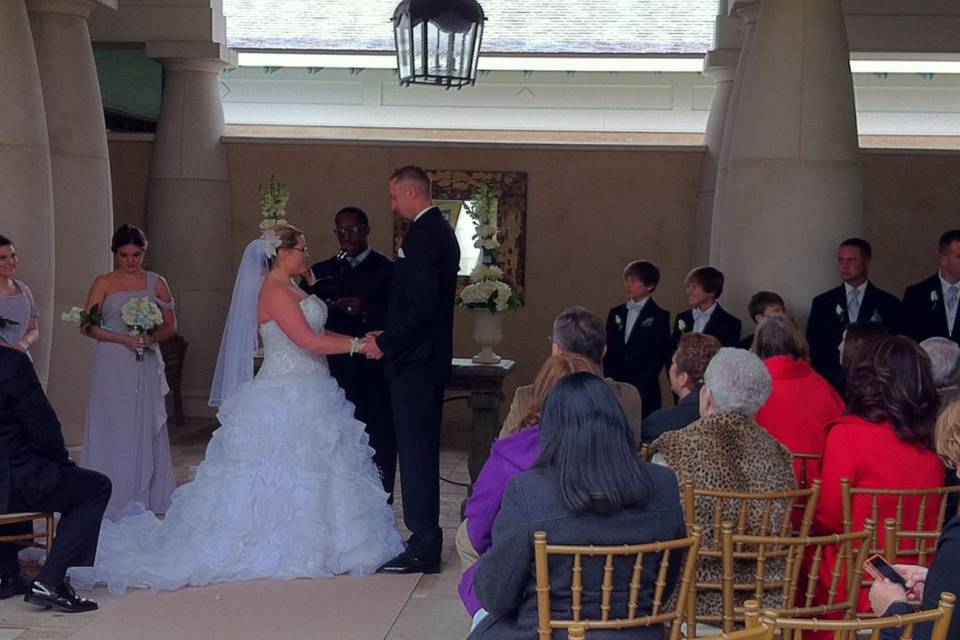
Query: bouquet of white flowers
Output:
[[120, 297, 164, 360], [61, 304, 103, 332]]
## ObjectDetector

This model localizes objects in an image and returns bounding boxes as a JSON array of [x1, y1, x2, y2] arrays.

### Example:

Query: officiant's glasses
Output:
[[333, 224, 368, 238]]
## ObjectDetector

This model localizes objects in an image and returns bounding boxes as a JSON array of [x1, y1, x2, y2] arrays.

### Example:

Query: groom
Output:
[[365, 165, 459, 574]]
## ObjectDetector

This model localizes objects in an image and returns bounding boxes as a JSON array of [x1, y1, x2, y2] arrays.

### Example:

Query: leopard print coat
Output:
[[650, 410, 797, 620]]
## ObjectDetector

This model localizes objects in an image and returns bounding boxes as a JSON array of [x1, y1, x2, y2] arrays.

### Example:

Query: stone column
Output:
[[707, 1, 761, 266], [692, 57, 736, 265], [29, 0, 114, 445], [0, 0, 56, 385], [710, 0, 862, 327], [146, 52, 233, 418]]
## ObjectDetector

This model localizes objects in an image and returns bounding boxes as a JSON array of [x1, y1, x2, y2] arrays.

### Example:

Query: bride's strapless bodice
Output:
[[257, 296, 329, 378]]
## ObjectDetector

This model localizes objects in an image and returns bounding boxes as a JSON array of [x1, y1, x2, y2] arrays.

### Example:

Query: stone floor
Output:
[[0, 416, 474, 639]]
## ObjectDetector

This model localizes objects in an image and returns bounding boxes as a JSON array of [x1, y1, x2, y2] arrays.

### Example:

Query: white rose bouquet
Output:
[[120, 297, 164, 360], [61, 304, 103, 332]]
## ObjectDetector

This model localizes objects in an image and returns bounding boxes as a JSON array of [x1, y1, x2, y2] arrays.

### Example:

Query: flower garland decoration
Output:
[[456, 184, 522, 313], [257, 176, 290, 258]]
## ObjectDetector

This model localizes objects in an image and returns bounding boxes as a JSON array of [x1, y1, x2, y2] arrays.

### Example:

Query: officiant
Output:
[[301, 207, 396, 497]]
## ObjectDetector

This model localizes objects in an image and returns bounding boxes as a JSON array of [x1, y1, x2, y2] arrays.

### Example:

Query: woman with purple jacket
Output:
[[458, 352, 599, 617]]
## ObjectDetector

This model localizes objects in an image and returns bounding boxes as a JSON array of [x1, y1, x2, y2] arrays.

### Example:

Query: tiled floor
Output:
[[0, 417, 473, 639]]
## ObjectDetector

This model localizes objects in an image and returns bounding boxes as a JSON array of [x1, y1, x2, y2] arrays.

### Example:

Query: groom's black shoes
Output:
[[24, 578, 98, 613], [377, 549, 441, 575], [0, 571, 30, 599]]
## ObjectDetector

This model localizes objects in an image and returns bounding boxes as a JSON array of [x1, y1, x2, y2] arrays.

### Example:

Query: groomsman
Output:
[[669, 266, 742, 357], [807, 238, 901, 390], [366, 166, 459, 574], [604, 260, 671, 418], [901, 229, 960, 345], [301, 207, 396, 497]]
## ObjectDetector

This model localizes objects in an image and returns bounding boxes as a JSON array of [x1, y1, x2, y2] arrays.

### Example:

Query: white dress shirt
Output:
[[692, 303, 716, 333], [624, 297, 649, 342]]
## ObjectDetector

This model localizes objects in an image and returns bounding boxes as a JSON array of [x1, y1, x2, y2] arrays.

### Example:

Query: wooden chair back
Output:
[[791, 453, 821, 491], [713, 519, 875, 633], [761, 591, 956, 640], [698, 601, 775, 640], [0, 512, 56, 554], [568, 623, 586, 640], [533, 526, 702, 640]]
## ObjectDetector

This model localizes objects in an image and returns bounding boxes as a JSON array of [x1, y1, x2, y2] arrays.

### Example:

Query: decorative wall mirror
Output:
[[393, 170, 527, 298]]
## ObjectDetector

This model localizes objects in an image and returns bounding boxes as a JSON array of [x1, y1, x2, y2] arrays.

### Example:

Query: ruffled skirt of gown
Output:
[[70, 367, 404, 595]]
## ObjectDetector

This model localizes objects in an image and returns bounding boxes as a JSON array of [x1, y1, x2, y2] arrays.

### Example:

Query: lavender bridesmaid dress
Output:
[[79, 271, 176, 519], [0, 279, 38, 348]]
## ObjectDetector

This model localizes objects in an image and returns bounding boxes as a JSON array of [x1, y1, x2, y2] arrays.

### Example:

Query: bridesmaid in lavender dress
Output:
[[78, 225, 178, 520], [0, 235, 41, 356]]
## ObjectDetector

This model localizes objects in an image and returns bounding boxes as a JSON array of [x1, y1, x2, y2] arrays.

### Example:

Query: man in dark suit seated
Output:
[[301, 206, 396, 498], [0, 348, 111, 613], [902, 229, 960, 345], [806, 237, 901, 391], [603, 260, 671, 418], [669, 266, 742, 357]]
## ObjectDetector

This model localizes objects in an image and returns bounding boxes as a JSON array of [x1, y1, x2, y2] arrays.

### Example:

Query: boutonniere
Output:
[[931, 290, 939, 310], [835, 304, 845, 323], [397, 247, 405, 259], [614, 315, 624, 331], [677, 319, 687, 332]]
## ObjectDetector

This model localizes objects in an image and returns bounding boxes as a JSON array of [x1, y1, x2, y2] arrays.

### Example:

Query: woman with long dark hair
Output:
[[469, 373, 685, 639]]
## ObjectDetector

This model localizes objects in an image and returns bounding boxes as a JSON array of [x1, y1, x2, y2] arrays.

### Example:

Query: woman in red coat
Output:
[[754, 314, 845, 489], [814, 335, 944, 615]]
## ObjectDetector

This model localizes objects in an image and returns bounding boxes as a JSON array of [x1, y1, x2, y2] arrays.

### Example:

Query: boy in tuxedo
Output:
[[669, 266, 742, 358], [739, 291, 785, 349], [603, 260, 670, 418]]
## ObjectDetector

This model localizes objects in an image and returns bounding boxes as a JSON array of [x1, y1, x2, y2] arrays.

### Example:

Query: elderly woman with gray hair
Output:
[[650, 347, 796, 622], [921, 337, 960, 408]]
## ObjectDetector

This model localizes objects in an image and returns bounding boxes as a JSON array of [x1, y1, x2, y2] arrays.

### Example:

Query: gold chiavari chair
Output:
[[697, 601, 775, 640], [0, 512, 55, 555]]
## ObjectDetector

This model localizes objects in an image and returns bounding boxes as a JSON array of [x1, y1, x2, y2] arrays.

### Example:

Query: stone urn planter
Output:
[[472, 309, 503, 364]]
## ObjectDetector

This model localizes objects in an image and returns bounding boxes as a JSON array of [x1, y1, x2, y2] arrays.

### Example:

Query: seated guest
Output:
[[901, 229, 960, 345], [669, 266, 742, 354], [499, 306, 642, 445], [839, 321, 889, 382], [470, 373, 685, 638], [869, 398, 960, 640], [604, 260, 671, 418], [815, 336, 944, 614], [0, 348, 111, 612], [754, 314, 844, 488], [650, 348, 796, 618], [642, 333, 721, 445], [920, 337, 960, 409], [457, 352, 598, 615], [807, 237, 901, 391], [738, 290, 785, 349]]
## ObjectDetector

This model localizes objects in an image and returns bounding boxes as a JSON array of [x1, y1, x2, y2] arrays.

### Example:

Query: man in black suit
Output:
[[301, 207, 396, 497], [807, 238, 901, 390], [0, 347, 111, 612], [366, 166, 460, 574], [902, 229, 960, 345], [603, 260, 670, 417], [669, 266, 742, 358]]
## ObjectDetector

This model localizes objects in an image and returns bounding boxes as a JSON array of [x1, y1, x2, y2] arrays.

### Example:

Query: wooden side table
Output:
[[448, 358, 516, 488]]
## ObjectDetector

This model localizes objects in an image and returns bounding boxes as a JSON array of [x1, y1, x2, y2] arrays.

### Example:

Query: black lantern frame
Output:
[[392, 0, 485, 89]]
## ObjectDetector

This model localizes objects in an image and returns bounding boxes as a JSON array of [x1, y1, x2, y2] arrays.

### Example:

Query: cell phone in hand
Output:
[[864, 554, 908, 587]]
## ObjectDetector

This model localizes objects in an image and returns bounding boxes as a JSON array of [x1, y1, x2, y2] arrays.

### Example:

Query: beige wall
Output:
[[106, 137, 960, 418]]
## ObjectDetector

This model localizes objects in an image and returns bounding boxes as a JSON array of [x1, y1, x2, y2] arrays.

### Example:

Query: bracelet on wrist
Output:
[[349, 337, 360, 356]]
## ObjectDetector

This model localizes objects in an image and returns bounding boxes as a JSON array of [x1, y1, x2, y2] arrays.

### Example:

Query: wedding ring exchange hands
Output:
[[360, 331, 384, 360]]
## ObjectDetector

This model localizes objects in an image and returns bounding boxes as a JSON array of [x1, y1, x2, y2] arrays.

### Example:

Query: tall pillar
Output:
[[29, 0, 114, 445], [146, 52, 233, 418], [707, 1, 761, 266], [710, 0, 862, 327], [692, 59, 736, 265], [0, 0, 56, 385]]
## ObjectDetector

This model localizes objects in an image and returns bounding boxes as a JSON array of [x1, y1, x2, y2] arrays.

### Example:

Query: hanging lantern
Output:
[[392, 0, 485, 89]]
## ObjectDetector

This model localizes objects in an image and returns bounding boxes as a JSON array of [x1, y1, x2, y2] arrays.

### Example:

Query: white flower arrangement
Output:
[[256, 177, 291, 257], [456, 184, 522, 314], [121, 297, 164, 361], [262, 228, 282, 259]]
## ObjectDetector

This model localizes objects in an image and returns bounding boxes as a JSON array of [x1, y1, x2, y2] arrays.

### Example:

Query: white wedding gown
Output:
[[70, 296, 404, 595]]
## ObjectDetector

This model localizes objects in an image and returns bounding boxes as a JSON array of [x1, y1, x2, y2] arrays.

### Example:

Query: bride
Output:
[[70, 224, 404, 595]]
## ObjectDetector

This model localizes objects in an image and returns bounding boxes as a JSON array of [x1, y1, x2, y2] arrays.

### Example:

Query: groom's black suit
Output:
[[376, 208, 459, 563], [0, 348, 111, 587]]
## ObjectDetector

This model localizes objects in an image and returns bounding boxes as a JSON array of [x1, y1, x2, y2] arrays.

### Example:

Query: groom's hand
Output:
[[362, 336, 384, 360]]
